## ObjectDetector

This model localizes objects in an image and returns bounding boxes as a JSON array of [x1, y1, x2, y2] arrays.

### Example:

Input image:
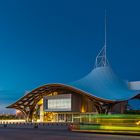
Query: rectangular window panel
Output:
[[44, 94, 72, 112]]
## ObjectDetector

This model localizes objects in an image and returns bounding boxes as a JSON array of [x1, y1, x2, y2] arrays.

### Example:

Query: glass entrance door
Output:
[[58, 114, 65, 122]]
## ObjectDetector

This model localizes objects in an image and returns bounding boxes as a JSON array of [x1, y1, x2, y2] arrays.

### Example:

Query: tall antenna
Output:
[[104, 9, 107, 66], [94, 10, 109, 68]]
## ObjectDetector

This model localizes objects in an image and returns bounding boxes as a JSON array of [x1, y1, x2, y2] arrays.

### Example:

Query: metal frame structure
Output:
[[94, 46, 109, 68], [95, 10, 109, 68]]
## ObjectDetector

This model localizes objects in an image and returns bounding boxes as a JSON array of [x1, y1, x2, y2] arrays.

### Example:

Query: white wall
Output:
[[129, 81, 140, 90]]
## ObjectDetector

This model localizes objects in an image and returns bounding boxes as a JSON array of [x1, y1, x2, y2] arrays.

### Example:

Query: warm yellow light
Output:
[[37, 99, 43, 105], [81, 106, 85, 113], [53, 92, 58, 95], [136, 121, 140, 125]]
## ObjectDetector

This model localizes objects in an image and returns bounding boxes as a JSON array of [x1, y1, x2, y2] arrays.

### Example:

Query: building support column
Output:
[[40, 104, 44, 122]]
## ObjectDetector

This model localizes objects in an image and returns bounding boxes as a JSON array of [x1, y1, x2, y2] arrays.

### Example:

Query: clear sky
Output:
[[0, 0, 140, 113]]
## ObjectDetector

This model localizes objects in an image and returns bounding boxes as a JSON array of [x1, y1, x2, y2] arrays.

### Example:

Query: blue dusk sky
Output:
[[0, 0, 140, 113]]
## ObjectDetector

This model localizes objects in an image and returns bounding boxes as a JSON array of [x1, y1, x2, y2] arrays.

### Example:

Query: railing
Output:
[[0, 122, 70, 130]]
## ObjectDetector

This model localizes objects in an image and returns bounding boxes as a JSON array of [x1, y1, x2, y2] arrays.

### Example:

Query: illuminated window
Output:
[[44, 94, 72, 111], [48, 98, 71, 109]]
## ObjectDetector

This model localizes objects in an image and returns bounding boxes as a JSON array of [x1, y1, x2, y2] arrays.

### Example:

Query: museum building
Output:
[[7, 46, 140, 122]]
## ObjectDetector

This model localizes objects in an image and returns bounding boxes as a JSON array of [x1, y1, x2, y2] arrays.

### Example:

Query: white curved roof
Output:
[[69, 66, 140, 101]]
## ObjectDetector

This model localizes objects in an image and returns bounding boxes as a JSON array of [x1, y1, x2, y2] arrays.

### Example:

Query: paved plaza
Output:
[[0, 128, 139, 140]]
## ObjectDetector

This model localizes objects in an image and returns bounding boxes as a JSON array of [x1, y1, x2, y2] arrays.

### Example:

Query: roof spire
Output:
[[104, 9, 107, 66], [94, 10, 108, 68]]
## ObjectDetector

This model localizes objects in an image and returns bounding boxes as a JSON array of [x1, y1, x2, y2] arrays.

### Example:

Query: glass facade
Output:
[[48, 98, 71, 110], [44, 94, 72, 111]]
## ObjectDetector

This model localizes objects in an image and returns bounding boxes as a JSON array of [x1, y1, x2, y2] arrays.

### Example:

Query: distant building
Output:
[[15, 110, 24, 119]]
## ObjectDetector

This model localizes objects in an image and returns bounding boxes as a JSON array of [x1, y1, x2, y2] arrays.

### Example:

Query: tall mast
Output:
[[94, 10, 108, 68], [104, 9, 107, 66]]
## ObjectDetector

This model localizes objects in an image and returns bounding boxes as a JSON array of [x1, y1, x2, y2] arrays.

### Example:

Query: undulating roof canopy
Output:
[[7, 46, 140, 111], [69, 66, 140, 101]]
